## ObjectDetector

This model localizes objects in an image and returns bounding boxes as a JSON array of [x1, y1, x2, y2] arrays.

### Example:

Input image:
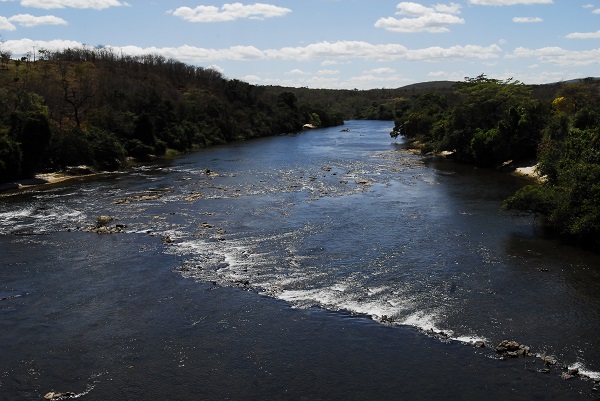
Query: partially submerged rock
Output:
[[539, 354, 558, 366], [113, 189, 172, 204], [561, 372, 575, 380], [495, 340, 532, 358], [96, 215, 114, 227], [85, 216, 126, 234], [380, 315, 395, 323]]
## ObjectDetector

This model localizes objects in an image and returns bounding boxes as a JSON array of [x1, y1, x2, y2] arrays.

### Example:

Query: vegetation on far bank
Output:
[[1, 45, 598, 247], [391, 74, 600, 247], [0, 46, 354, 182]]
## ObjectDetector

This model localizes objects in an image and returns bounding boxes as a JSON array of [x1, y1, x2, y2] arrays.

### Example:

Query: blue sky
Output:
[[1, 0, 599, 89]]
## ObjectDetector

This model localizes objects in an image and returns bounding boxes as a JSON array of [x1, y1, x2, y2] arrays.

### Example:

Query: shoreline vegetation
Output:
[[0, 46, 405, 189], [0, 164, 103, 193], [0, 47, 598, 246], [391, 75, 600, 248]]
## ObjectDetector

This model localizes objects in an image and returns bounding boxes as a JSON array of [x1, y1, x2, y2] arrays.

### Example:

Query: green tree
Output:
[[0, 134, 22, 181], [505, 126, 600, 246], [49, 127, 93, 168], [88, 128, 126, 170]]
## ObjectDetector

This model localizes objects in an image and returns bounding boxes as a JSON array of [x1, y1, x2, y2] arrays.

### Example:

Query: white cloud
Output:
[[593, 9, 600, 14], [509, 70, 580, 84], [510, 46, 600, 66], [343, 73, 409, 89], [405, 44, 502, 61], [289, 68, 304, 75], [2, 39, 503, 64], [427, 70, 467, 81], [395, 2, 436, 16], [513, 17, 543, 23], [241, 74, 262, 83], [317, 69, 339, 75], [396, 2, 462, 16], [1, 38, 85, 53], [207, 64, 224, 74], [168, 3, 292, 23], [19, 0, 129, 9], [267, 41, 501, 63], [9, 14, 67, 27], [376, 13, 464, 33], [0, 16, 17, 31], [566, 30, 600, 39], [376, 2, 464, 33], [367, 67, 396, 74], [434, 3, 463, 14], [468, 0, 552, 4]]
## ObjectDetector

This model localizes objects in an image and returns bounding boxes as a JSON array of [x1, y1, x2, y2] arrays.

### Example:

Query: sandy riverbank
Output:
[[0, 166, 100, 193], [513, 164, 545, 182]]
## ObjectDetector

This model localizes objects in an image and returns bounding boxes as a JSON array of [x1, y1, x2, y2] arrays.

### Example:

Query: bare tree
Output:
[[57, 60, 95, 128]]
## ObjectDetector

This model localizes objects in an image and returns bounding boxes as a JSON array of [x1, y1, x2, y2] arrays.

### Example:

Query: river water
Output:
[[1, 120, 600, 400]]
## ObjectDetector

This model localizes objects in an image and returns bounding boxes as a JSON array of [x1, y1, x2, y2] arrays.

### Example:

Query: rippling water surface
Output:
[[2, 120, 600, 400]]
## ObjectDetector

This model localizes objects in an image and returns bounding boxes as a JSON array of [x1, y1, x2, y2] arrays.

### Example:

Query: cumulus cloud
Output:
[[468, 0, 552, 5], [266, 41, 501, 63], [375, 2, 464, 33], [0, 16, 17, 31], [168, 3, 292, 22], [566, 30, 600, 39], [513, 17, 543, 23], [206, 64, 224, 74], [1, 38, 85, 54], [404, 44, 501, 61], [510, 46, 600, 66], [2, 39, 503, 64], [9, 14, 68, 27], [17, 0, 129, 9]]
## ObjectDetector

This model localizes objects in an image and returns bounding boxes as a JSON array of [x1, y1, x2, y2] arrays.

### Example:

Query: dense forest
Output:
[[0, 46, 367, 182], [0, 46, 451, 185], [391, 74, 600, 247]]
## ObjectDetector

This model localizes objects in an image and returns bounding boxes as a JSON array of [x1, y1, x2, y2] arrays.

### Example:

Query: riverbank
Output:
[[401, 139, 545, 182], [0, 166, 104, 194], [513, 163, 546, 182]]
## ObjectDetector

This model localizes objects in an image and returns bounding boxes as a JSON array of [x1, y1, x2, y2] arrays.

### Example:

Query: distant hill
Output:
[[397, 81, 458, 92]]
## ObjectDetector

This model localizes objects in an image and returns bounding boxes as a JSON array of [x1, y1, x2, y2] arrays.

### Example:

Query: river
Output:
[[1, 120, 600, 400]]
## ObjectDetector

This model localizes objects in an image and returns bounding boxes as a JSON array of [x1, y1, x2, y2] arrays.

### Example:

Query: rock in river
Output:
[[495, 340, 532, 358]]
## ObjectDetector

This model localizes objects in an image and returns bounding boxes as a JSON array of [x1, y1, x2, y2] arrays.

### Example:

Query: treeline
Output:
[[1, 47, 350, 182], [391, 74, 600, 247]]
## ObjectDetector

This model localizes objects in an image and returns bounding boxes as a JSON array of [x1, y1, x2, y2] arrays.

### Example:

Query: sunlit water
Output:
[[2, 120, 600, 400]]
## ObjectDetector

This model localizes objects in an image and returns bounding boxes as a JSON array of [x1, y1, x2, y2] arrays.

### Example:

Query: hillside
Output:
[[0, 47, 486, 184], [0, 48, 350, 182]]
